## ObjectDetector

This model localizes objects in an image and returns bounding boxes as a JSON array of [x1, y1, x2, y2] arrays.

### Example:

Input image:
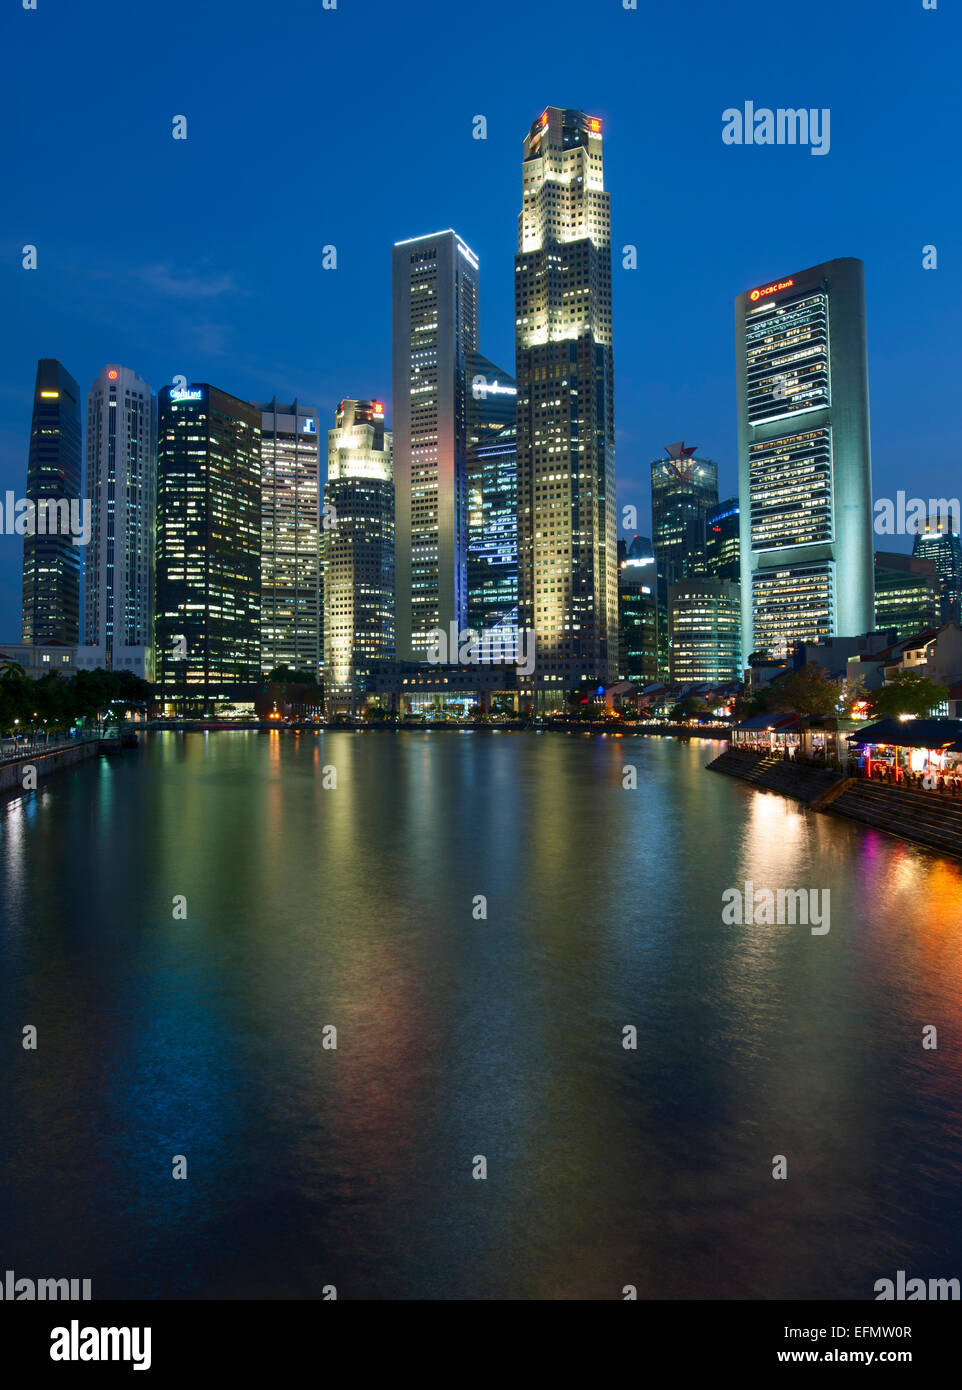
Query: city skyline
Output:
[[2, 1, 958, 630]]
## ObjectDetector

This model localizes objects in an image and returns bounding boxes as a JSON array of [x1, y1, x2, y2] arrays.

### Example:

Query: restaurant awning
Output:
[[734, 713, 798, 732], [847, 718, 962, 750]]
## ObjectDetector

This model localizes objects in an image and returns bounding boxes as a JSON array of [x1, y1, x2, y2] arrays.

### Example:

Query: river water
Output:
[[1, 731, 961, 1299]]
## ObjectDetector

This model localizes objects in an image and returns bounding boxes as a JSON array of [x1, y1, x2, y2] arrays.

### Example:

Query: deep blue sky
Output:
[[2, 0, 959, 634]]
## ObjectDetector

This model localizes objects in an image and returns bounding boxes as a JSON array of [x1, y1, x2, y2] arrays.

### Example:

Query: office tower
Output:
[[650, 443, 719, 577], [706, 498, 740, 583], [618, 535, 658, 682], [155, 384, 261, 715], [913, 515, 962, 623], [392, 229, 480, 661], [324, 399, 395, 714], [467, 352, 518, 653], [515, 106, 617, 705], [736, 258, 875, 661], [669, 578, 741, 683], [874, 552, 940, 639], [21, 359, 82, 645], [254, 398, 322, 677], [79, 365, 156, 678]]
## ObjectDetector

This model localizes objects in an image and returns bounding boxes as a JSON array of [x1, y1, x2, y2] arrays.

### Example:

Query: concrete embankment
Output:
[[706, 748, 844, 804], [707, 747, 962, 860], [0, 740, 100, 794]]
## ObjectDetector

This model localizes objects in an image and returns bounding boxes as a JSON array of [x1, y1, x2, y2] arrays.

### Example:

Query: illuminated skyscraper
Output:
[[874, 552, 940, 639], [669, 578, 741, 683], [650, 443, 718, 577], [514, 106, 617, 705], [913, 514, 962, 623], [705, 498, 740, 583], [21, 359, 82, 645], [155, 384, 261, 715], [736, 258, 875, 661], [392, 229, 479, 661], [79, 365, 156, 678], [254, 398, 321, 677], [467, 352, 518, 653], [618, 535, 658, 682], [324, 399, 394, 713]]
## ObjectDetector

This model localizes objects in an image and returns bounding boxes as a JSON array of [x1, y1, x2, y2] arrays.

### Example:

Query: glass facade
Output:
[[737, 260, 875, 661], [705, 497, 740, 583], [515, 107, 617, 701], [324, 400, 395, 713], [392, 231, 480, 660], [650, 445, 718, 576], [155, 385, 262, 714], [255, 399, 321, 678], [669, 578, 741, 683], [874, 554, 940, 639], [618, 537, 658, 682], [82, 365, 156, 678], [21, 359, 82, 645], [913, 517, 962, 623]]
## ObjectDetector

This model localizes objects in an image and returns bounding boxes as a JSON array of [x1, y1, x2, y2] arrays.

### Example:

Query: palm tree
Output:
[[0, 658, 27, 682]]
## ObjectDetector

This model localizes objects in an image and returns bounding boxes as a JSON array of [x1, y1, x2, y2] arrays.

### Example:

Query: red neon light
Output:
[[107, 369, 119, 380], [589, 117, 601, 133], [749, 278, 795, 303]]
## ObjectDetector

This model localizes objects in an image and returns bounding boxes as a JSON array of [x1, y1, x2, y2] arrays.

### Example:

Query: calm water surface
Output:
[[1, 731, 961, 1299]]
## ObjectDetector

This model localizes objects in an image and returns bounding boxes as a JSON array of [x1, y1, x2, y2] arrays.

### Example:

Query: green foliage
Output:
[[0, 665, 154, 734], [767, 663, 843, 718], [869, 670, 950, 720]]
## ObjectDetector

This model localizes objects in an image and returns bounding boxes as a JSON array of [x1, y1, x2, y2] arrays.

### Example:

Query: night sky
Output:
[[1, 0, 959, 632]]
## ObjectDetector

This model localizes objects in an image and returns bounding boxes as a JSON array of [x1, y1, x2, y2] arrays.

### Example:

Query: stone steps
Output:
[[828, 780, 962, 859]]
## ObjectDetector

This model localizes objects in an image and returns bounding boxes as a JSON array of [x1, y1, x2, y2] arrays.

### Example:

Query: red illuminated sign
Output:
[[372, 401, 384, 416], [107, 369, 119, 380], [749, 278, 795, 302], [588, 117, 602, 133]]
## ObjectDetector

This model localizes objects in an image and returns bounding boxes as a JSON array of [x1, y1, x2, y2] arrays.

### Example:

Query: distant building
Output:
[[669, 578, 741, 683], [79, 365, 156, 679], [467, 351, 517, 658], [912, 515, 962, 624], [618, 536, 658, 682], [706, 498, 740, 583], [324, 400, 395, 714], [22, 359, 82, 645], [155, 384, 262, 715], [736, 259, 875, 660], [392, 229, 480, 660], [0, 640, 77, 678], [255, 398, 322, 678], [874, 552, 940, 639], [515, 106, 618, 701], [651, 443, 719, 577]]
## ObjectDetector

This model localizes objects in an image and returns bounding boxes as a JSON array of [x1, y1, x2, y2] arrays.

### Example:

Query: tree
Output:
[[869, 670, 950, 720], [768, 663, 842, 718], [670, 695, 710, 722]]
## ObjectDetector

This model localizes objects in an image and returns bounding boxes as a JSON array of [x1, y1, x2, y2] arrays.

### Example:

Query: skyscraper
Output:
[[669, 578, 741, 683], [736, 258, 875, 662], [21, 359, 82, 645], [80, 365, 156, 678], [514, 106, 617, 705], [392, 229, 480, 661], [705, 498, 741, 583], [650, 443, 719, 577], [618, 535, 658, 682], [874, 552, 940, 639], [913, 514, 962, 623], [155, 384, 261, 715], [254, 398, 322, 678], [467, 352, 518, 653], [324, 400, 395, 714]]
